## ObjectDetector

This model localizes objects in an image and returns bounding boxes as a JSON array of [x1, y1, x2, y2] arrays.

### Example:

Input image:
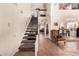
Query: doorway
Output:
[[67, 22, 78, 37], [59, 17, 79, 41]]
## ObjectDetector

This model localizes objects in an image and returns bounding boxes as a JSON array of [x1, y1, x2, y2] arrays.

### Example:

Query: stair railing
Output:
[[35, 35, 38, 56], [35, 24, 40, 56]]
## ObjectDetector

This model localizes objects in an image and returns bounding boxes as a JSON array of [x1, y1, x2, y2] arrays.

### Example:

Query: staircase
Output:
[[19, 15, 38, 51]]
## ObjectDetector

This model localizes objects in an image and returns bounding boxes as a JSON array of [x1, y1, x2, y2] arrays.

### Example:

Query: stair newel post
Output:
[[35, 24, 40, 56]]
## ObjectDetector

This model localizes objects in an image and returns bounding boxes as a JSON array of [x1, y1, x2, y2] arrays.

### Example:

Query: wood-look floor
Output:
[[14, 50, 35, 56], [37, 34, 79, 56], [14, 33, 79, 56]]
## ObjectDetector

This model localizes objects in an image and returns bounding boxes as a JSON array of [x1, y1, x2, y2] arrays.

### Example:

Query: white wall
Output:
[[46, 4, 51, 38], [51, 3, 59, 30], [51, 3, 79, 30], [0, 3, 32, 56]]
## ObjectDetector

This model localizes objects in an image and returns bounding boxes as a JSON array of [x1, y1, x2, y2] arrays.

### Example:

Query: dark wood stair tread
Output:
[[21, 40, 35, 43], [27, 27, 37, 29], [24, 32, 37, 35], [39, 9, 47, 11], [26, 29, 37, 32], [21, 43, 35, 46], [19, 43, 35, 51], [19, 45, 35, 51], [28, 25, 37, 27], [23, 36, 36, 39], [25, 30, 37, 32]]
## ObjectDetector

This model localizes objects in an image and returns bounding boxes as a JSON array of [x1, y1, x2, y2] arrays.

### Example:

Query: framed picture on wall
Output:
[[59, 3, 79, 10], [59, 3, 71, 10]]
